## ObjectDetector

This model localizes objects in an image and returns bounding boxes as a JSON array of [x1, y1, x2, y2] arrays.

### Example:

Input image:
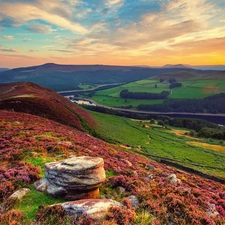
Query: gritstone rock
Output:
[[59, 199, 120, 221], [34, 156, 106, 200], [8, 188, 30, 201]]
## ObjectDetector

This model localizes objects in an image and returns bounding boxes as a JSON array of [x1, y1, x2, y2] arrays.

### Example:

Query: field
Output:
[[85, 72, 225, 109], [91, 95, 163, 108], [90, 110, 225, 178]]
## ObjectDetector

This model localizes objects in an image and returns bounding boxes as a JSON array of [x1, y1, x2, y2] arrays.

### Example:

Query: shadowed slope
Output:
[[0, 82, 95, 131]]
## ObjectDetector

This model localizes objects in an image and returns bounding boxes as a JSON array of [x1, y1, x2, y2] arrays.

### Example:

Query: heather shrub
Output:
[[0, 163, 40, 201], [36, 204, 65, 224], [106, 206, 135, 225], [0, 209, 24, 225]]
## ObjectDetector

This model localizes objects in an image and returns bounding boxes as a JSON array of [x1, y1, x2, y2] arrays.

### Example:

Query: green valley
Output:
[[80, 71, 225, 110], [90, 110, 225, 179]]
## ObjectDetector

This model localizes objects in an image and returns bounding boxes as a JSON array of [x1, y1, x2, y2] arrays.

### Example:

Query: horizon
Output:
[[2, 62, 225, 70], [1, 0, 225, 68]]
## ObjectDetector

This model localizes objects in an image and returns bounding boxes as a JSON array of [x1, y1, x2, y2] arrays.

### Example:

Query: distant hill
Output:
[[192, 65, 225, 70], [0, 63, 214, 91], [0, 68, 9, 72], [0, 82, 95, 131], [151, 70, 213, 80], [203, 70, 225, 79], [162, 64, 192, 69]]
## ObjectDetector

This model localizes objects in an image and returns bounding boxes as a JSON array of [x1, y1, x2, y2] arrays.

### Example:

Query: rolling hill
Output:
[[0, 82, 95, 131], [0, 108, 225, 224], [162, 64, 192, 69], [0, 82, 225, 224], [0, 68, 9, 72], [0, 63, 215, 91]]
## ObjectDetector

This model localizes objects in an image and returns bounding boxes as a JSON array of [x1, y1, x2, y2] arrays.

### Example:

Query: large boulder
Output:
[[34, 156, 106, 200], [60, 199, 120, 221]]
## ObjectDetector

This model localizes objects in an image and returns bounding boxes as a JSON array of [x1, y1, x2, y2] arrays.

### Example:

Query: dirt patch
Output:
[[203, 86, 219, 94], [120, 144, 131, 149], [187, 142, 225, 153], [130, 119, 150, 122], [8, 94, 36, 98]]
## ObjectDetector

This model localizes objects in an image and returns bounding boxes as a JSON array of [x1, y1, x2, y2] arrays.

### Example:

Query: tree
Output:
[[155, 84, 157, 88], [158, 120, 165, 126], [189, 130, 196, 137], [150, 119, 155, 124]]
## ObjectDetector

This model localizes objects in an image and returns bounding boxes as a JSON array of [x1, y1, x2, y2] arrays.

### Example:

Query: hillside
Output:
[[151, 71, 213, 80], [0, 63, 214, 91], [162, 64, 192, 69], [1, 110, 225, 224], [0, 82, 95, 131], [84, 70, 225, 109], [0, 68, 9, 72]]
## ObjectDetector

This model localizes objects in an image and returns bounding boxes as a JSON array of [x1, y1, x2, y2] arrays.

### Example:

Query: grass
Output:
[[92, 111, 149, 146], [15, 186, 65, 223], [78, 83, 96, 89], [25, 156, 54, 176], [90, 110, 225, 178], [91, 95, 163, 108], [86, 77, 225, 108], [170, 86, 210, 98]]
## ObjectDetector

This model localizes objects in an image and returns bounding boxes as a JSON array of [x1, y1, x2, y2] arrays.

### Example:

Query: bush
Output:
[[157, 120, 165, 126], [106, 206, 135, 225]]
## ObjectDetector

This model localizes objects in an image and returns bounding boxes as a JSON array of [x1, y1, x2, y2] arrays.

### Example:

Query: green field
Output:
[[86, 74, 225, 108], [90, 110, 225, 178], [91, 95, 163, 108]]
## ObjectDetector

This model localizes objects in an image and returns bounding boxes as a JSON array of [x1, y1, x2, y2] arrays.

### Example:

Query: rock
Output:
[[145, 174, 154, 180], [57, 141, 73, 148], [207, 203, 219, 217], [117, 186, 125, 194], [34, 156, 106, 200], [8, 188, 30, 201], [60, 199, 120, 221], [124, 195, 139, 208], [121, 159, 132, 167], [168, 173, 181, 185], [146, 164, 155, 170]]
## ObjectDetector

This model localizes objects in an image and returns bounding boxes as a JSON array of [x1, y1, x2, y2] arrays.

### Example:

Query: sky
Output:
[[0, 0, 225, 68]]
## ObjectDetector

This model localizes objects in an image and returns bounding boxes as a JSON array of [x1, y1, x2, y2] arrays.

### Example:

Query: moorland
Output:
[[1, 64, 225, 224]]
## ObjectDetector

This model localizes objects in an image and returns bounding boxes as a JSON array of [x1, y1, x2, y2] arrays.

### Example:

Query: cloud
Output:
[[22, 37, 31, 42], [3, 35, 14, 40], [171, 36, 225, 54], [0, 13, 21, 28], [25, 24, 52, 34], [0, 48, 20, 53], [0, 1, 87, 34], [49, 49, 74, 53], [1, 0, 225, 66]]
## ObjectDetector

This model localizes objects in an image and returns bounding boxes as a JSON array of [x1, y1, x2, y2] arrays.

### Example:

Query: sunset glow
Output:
[[1, 0, 225, 68]]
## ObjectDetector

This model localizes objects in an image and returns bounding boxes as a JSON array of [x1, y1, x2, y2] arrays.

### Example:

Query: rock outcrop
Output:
[[60, 199, 120, 221], [34, 156, 106, 200], [8, 188, 30, 201], [168, 173, 181, 185], [124, 195, 139, 208]]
